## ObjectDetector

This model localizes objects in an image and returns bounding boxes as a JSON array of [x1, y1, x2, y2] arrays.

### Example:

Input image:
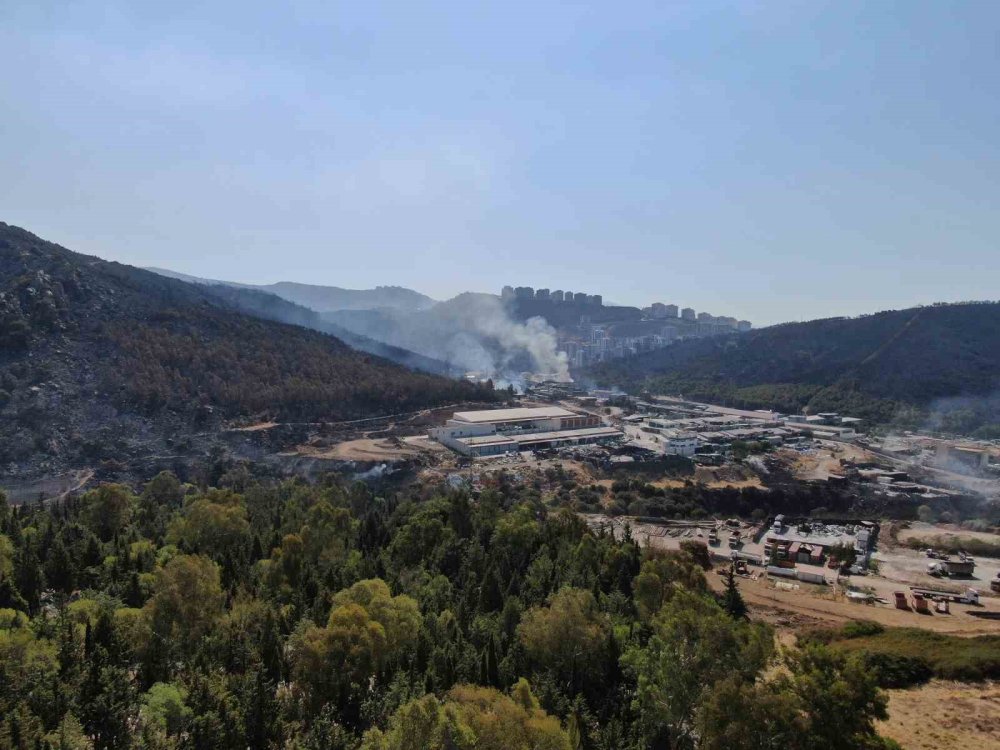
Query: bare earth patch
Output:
[[877, 680, 1000, 750], [897, 521, 1000, 547], [296, 438, 425, 461], [708, 574, 1000, 636], [229, 421, 280, 432]]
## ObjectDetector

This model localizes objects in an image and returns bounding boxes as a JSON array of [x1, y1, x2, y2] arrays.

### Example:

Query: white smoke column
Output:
[[328, 292, 572, 383], [458, 296, 570, 381], [354, 463, 389, 481], [444, 331, 497, 375]]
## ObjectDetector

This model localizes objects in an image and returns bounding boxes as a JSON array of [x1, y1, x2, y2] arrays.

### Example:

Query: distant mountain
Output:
[[587, 302, 1000, 433], [262, 281, 436, 313], [0, 223, 494, 477], [200, 284, 457, 375], [146, 267, 436, 312]]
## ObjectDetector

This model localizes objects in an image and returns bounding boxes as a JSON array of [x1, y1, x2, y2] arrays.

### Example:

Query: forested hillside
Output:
[[0, 223, 494, 475], [198, 285, 457, 375], [589, 303, 1000, 432], [0, 472, 902, 749]]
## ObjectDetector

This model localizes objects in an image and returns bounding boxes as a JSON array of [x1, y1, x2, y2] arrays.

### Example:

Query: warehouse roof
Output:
[[451, 406, 578, 424], [457, 435, 519, 447], [516, 426, 621, 445], [456, 426, 620, 448]]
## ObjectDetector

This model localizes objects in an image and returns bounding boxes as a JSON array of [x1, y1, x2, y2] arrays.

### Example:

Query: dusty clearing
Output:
[[776, 440, 874, 481], [707, 573, 1000, 636], [650, 464, 764, 490], [897, 521, 1000, 547], [877, 680, 1000, 750], [296, 437, 431, 461], [873, 544, 1000, 597]]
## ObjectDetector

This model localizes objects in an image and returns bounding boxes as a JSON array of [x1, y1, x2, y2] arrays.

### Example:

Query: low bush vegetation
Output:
[[903, 534, 1000, 559], [803, 621, 1000, 686]]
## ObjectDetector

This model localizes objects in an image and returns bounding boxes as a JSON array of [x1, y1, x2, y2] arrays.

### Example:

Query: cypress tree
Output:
[[721, 566, 748, 620]]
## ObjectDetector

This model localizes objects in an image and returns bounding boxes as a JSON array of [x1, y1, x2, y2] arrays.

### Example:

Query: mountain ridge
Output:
[[587, 301, 1000, 433], [145, 267, 436, 312], [0, 222, 494, 478]]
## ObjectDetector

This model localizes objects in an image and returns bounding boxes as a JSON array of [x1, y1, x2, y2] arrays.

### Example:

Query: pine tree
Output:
[[477, 566, 504, 613], [15, 545, 44, 614], [45, 538, 76, 594], [721, 566, 748, 620]]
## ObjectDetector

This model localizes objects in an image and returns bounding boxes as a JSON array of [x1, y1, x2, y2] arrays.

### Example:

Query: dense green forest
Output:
[[0, 223, 494, 472], [587, 302, 1000, 434], [0, 471, 903, 749]]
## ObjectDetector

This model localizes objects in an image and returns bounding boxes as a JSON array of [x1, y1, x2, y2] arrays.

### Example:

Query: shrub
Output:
[[842, 620, 884, 639], [862, 652, 933, 688], [829, 627, 1000, 683]]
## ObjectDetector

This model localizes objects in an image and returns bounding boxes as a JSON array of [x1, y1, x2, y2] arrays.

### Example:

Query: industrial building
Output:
[[763, 518, 876, 568], [429, 406, 622, 457], [664, 434, 700, 456], [934, 444, 992, 472]]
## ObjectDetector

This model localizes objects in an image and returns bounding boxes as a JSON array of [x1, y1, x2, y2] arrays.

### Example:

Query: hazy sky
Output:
[[2, 1, 998, 325]]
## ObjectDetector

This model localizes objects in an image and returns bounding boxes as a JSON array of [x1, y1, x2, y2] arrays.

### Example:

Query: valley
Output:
[[3, 223, 1000, 750]]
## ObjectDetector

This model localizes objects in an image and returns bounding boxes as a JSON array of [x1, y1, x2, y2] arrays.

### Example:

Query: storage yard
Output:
[[582, 513, 1000, 635]]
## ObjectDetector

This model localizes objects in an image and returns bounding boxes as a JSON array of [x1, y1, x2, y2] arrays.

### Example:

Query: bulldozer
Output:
[[717, 559, 750, 578]]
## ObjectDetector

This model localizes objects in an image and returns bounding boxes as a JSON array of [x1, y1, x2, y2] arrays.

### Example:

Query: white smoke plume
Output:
[[328, 293, 571, 384], [461, 297, 570, 382]]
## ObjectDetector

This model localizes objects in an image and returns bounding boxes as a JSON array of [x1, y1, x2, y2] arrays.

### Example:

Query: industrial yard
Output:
[[272, 388, 1000, 644], [581, 512, 1000, 636]]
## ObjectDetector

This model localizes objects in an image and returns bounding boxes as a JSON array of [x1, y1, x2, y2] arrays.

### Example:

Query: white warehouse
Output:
[[429, 406, 622, 457]]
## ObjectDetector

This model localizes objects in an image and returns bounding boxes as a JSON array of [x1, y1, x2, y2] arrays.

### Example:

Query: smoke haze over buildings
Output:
[[328, 293, 570, 386]]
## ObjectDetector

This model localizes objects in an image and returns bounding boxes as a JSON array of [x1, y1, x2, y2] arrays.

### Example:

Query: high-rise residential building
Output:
[[681, 307, 696, 321], [551, 290, 564, 302], [649, 302, 679, 318], [737, 320, 752, 332], [501, 285, 514, 299], [574, 292, 589, 303], [697, 312, 713, 322], [590, 294, 602, 306], [536, 288, 550, 301]]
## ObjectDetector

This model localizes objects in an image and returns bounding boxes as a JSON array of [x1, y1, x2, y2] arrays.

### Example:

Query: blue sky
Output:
[[2, 1, 998, 325]]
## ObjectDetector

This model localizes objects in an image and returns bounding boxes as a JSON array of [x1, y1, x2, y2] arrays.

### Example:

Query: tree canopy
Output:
[[0, 472, 902, 750]]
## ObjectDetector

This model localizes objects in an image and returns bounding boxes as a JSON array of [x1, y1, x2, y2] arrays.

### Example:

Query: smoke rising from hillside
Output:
[[923, 391, 1000, 437], [328, 293, 570, 385]]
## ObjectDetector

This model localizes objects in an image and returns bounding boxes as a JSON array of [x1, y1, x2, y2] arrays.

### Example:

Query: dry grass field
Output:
[[877, 680, 1000, 750]]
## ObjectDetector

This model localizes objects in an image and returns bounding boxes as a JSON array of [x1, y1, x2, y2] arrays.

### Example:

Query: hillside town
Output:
[[501, 284, 752, 366]]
